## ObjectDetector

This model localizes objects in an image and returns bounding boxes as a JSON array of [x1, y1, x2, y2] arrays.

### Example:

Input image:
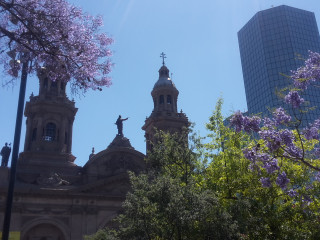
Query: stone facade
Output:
[[0, 63, 187, 240]]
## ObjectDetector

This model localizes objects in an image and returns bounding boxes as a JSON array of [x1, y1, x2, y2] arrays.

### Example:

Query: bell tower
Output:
[[18, 68, 79, 182], [142, 53, 189, 152]]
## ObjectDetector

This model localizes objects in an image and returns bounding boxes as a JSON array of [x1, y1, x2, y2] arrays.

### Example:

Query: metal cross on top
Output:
[[160, 52, 167, 66]]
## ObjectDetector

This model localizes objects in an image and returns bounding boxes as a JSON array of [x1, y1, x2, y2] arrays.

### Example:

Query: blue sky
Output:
[[1, 0, 320, 166]]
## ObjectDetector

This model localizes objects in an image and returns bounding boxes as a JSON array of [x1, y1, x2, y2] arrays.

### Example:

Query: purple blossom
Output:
[[263, 159, 280, 174], [292, 69, 310, 89], [260, 177, 272, 187], [230, 111, 244, 132], [279, 129, 294, 146], [303, 120, 320, 140], [313, 118, 320, 128], [287, 189, 298, 197], [284, 91, 304, 108], [266, 140, 281, 152], [243, 116, 261, 133], [231, 112, 261, 133], [243, 149, 273, 171], [243, 148, 257, 162], [291, 51, 320, 90], [276, 172, 290, 190], [306, 184, 314, 190], [315, 172, 320, 182], [302, 195, 312, 204], [314, 148, 320, 157], [248, 163, 257, 171], [284, 145, 303, 158], [260, 129, 297, 154], [259, 130, 282, 152], [263, 117, 275, 129], [272, 107, 291, 125], [303, 126, 319, 140], [257, 153, 271, 162]]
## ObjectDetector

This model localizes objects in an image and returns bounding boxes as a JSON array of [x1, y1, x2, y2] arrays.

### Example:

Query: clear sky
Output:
[[1, 0, 320, 167]]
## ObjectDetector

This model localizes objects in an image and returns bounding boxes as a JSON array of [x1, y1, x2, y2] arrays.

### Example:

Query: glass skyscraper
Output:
[[238, 5, 320, 125]]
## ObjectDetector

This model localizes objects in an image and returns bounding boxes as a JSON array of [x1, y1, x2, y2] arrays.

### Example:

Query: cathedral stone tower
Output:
[[17, 69, 80, 183], [142, 54, 189, 152]]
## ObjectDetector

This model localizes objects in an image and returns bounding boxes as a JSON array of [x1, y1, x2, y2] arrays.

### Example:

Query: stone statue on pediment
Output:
[[115, 115, 128, 136]]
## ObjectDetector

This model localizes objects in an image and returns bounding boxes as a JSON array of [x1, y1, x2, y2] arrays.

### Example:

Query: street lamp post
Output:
[[2, 60, 28, 240]]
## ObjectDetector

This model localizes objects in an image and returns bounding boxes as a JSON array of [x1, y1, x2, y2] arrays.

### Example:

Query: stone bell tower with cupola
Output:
[[17, 68, 80, 183], [142, 53, 189, 152]]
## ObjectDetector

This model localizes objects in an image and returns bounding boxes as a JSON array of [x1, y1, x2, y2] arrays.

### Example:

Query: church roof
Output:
[[107, 135, 134, 150], [153, 65, 176, 89]]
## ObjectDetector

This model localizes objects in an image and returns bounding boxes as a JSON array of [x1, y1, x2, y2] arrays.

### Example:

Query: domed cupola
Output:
[[153, 65, 176, 89], [151, 55, 179, 114]]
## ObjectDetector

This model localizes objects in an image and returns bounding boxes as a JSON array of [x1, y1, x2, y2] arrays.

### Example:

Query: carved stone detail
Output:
[[36, 172, 70, 187]]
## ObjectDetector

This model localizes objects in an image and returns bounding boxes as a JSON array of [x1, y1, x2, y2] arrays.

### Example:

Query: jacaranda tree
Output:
[[206, 98, 320, 239], [0, 0, 113, 91]]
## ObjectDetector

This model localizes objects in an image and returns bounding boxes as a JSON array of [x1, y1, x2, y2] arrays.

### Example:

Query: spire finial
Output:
[[160, 52, 167, 66]]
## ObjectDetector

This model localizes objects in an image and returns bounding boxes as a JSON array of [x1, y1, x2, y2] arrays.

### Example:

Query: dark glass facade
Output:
[[238, 5, 320, 125]]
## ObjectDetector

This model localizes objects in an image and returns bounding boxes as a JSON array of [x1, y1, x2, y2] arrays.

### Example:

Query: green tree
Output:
[[86, 130, 239, 240], [204, 98, 320, 239]]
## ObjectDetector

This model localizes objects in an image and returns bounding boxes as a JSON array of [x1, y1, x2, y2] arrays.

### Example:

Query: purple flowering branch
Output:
[[230, 52, 320, 191], [0, 0, 113, 92], [231, 110, 320, 170], [291, 51, 320, 90], [284, 91, 305, 108]]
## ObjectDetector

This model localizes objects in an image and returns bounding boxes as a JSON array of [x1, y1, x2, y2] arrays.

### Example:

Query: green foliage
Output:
[[116, 172, 238, 240], [87, 99, 320, 240], [86, 129, 239, 240], [84, 229, 118, 240], [146, 130, 196, 184]]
